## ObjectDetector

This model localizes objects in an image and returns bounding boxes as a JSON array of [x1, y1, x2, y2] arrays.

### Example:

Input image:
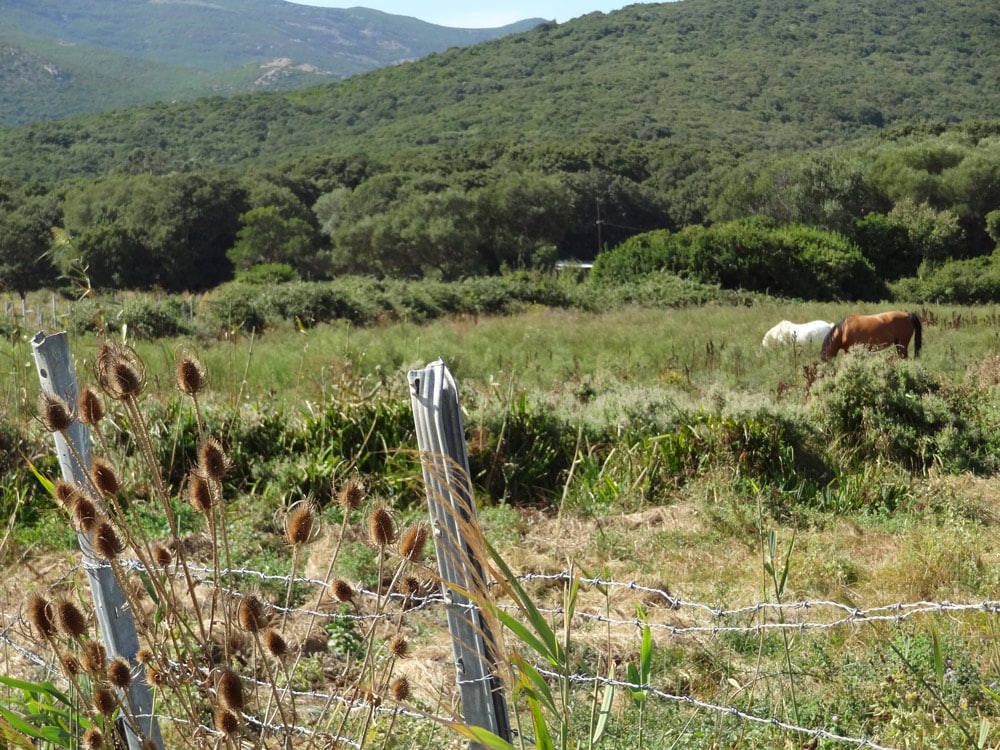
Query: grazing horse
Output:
[[762, 320, 833, 347], [821, 311, 922, 361]]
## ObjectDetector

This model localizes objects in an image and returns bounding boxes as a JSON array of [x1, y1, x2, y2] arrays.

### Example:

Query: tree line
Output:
[[2, 122, 998, 302]]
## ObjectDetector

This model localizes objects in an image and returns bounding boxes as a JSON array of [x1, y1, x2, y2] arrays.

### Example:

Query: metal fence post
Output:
[[408, 360, 511, 747], [31, 331, 162, 749]]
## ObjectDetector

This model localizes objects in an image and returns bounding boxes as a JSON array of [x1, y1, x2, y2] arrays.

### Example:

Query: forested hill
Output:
[[1, 0, 996, 183], [0, 0, 541, 127]]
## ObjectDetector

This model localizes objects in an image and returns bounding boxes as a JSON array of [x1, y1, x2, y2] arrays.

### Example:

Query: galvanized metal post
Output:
[[31, 331, 162, 749], [408, 360, 511, 748]]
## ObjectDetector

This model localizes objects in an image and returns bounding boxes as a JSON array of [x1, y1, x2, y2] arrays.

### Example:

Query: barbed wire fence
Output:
[[3, 558, 995, 750]]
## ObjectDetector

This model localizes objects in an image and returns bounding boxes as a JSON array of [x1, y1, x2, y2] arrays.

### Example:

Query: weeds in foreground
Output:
[[17, 339, 445, 748]]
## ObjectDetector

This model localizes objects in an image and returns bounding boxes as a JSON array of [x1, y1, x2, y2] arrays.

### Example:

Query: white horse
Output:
[[762, 320, 833, 347]]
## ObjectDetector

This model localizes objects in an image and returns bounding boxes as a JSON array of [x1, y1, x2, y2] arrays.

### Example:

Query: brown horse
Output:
[[821, 311, 922, 361]]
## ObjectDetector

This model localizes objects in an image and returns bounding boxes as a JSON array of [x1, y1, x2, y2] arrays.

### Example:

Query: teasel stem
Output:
[[249, 627, 294, 733], [292, 480, 361, 704], [281, 498, 319, 628], [120, 393, 208, 646]]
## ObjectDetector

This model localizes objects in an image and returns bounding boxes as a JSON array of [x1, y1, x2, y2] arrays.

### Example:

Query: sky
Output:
[[291, 1, 638, 29]]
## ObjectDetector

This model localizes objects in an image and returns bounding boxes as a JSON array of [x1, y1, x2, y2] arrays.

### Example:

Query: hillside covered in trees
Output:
[[1, 0, 999, 303], [0, 0, 540, 127]]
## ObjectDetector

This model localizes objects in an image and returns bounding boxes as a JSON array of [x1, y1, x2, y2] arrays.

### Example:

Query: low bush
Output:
[[889, 255, 1000, 304], [592, 218, 884, 300], [810, 354, 1000, 473]]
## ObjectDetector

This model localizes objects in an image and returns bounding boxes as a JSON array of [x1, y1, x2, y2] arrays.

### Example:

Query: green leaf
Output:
[[512, 653, 558, 714], [591, 660, 615, 745], [0, 677, 71, 707], [443, 722, 516, 750], [0, 706, 46, 740], [777, 532, 796, 598], [22, 457, 55, 497], [495, 609, 558, 669], [638, 618, 652, 685], [526, 691, 554, 750], [486, 539, 563, 666], [137, 570, 160, 606], [931, 625, 945, 689], [626, 663, 645, 706]]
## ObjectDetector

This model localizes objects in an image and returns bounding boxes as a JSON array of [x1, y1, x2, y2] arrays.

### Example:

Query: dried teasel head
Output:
[[145, 665, 167, 688], [389, 635, 409, 659], [93, 684, 118, 715], [368, 507, 395, 547], [55, 599, 88, 639], [398, 523, 429, 562], [400, 575, 421, 597], [284, 499, 320, 547], [27, 594, 57, 638], [54, 480, 85, 511], [39, 392, 74, 433], [216, 667, 245, 711], [82, 640, 107, 676], [136, 646, 154, 664], [93, 521, 125, 561], [96, 342, 145, 401], [237, 594, 268, 633], [152, 544, 172, 568], [198, 437, 231, 481], [91, 458, 120, 498], [72, 497, 99, 533], [338, 479, 364, 511], [176, 354, 205, 396], [215, 708, 240, 735], [78, 386, 105, 426], [390, 676, 411, 702], [108, 657, 133, 689], [82, 726, 105, 750], [263, 628, 288, 659], [62, 654, 83, 677], [187, 472, 214, 513], [331, 578, 354, 603]]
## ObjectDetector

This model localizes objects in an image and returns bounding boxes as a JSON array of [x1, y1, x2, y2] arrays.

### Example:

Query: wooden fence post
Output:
[[408, 360, 511, 748], [31, 331, 162, 749]]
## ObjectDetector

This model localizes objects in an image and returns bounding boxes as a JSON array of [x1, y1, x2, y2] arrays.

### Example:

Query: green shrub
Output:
[[115, 296, 190, 339], [236, 262, 299, 284], [811, 355, 998, 473], [65, 297, 112, 336], [889, 255, 1000, 304], [593, 219, 883, 301], [267, 281, 368, 328], [468, 392, 582, 505], [205, 282, 274, 333]]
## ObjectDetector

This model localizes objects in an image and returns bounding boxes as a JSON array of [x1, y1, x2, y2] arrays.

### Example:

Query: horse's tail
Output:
[[909, 312, 922, 357]]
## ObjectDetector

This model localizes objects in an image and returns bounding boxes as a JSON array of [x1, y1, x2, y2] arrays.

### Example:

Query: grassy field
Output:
[[3, 299, 1000, 748]]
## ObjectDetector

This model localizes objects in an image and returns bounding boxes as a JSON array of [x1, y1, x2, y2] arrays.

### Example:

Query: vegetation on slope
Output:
[[0, 0, 998, 303], [0, 0, 541, 127]]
